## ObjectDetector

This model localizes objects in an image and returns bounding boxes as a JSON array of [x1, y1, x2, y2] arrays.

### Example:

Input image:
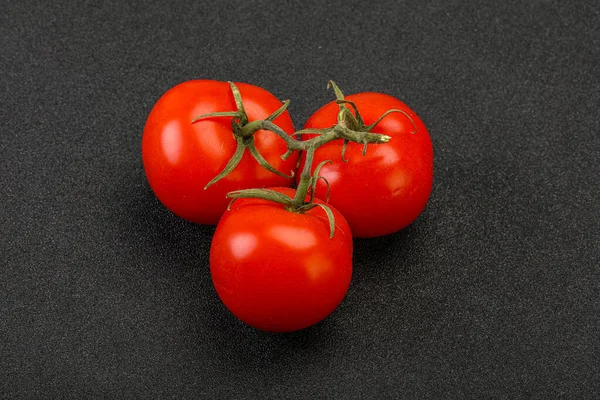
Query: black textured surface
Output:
[[2, 0, 599, 398]]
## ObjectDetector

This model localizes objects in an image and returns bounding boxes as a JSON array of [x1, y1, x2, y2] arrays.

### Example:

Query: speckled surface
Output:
[[2, 0, 599, 398]]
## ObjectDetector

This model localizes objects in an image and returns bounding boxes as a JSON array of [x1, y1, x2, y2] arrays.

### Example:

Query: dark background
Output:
[[2, 0, 599, 398]]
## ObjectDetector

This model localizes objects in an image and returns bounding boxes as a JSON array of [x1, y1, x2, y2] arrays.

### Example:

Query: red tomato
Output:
[[210, 187, 353, 332], [142, 80, 297, 225], [299, 92, 433, 238]]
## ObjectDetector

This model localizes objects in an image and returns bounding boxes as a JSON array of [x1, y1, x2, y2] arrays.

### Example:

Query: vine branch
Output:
[[195, 81, 417, 238]]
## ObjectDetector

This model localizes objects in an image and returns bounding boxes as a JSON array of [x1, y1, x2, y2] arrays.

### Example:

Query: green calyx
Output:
[[325, 80, 418, 160], [226, 160, 337, 239], [191, 82, 294, 189]]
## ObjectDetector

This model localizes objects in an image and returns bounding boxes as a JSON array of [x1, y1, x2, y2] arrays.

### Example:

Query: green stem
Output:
[[260, 120, 304, 150], [260, 120, 391, 152], [259, 118, 392, 211], [292, 146, 315, 208], [213, 81, 407, 238], [239, 120, 263, 138]]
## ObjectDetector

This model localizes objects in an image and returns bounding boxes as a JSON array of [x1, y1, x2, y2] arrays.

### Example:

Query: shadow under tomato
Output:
[[206, 308, 348, 369], [353, 224, 417, 273], [347, 215, 435, 310], [118, 172, 216, 271]]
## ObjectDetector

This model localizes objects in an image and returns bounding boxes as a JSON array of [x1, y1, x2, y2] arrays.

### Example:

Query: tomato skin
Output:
[[142, 80, 297, 225], [210, 188, 353, 332], [299, 92, 433, 238]]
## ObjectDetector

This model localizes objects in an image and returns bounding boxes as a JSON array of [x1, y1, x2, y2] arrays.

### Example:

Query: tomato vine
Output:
[[193, 81, 416, 238]]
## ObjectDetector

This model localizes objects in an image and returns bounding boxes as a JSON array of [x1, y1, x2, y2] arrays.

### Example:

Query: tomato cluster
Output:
[[142, 80, 433, 332]]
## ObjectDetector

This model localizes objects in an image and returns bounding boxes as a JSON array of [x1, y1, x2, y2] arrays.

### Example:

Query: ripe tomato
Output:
[[210, 187, 353, 332], [142, 80, 297, 225], [299, 92, 433, 238]]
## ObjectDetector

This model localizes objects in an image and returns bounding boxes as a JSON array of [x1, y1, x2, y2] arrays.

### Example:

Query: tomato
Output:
[[210, 187, 353, 332], [142, 80, 297, 225], [299, 92, 433, 238]]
